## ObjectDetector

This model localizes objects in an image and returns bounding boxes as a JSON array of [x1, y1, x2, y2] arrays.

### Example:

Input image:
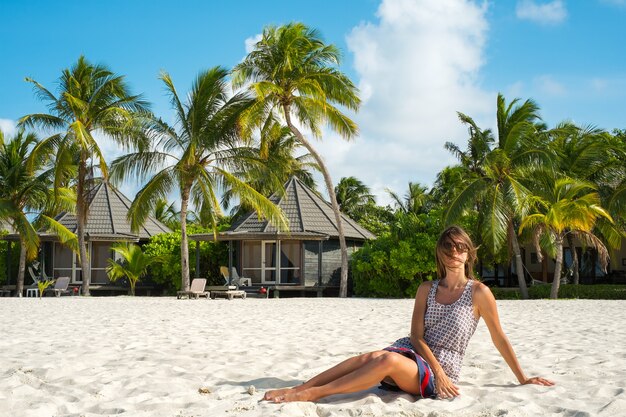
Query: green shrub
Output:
[[489, 287, 523, 300], [142, 225, 228, 294], [352, 211, 440, 298], [0, 239, 19, 285], [490, 284, 626, 300]]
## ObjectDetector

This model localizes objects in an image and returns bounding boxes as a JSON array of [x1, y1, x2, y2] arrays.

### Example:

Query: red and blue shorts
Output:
[[381, 346, 437, 399]]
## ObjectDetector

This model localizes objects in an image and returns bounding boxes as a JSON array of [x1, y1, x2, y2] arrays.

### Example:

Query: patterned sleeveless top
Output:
[[424, 279, 479, 383]]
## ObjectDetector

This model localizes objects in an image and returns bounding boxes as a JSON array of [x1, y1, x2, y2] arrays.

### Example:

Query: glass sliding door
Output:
[[241, 240, 301, 285]]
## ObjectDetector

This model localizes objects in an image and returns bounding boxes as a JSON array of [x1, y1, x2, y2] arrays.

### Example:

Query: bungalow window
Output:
[[280, 241, 301, 284]]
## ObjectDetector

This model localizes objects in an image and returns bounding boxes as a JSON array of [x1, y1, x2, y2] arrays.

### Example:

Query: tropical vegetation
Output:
[[110, 67, 286, 293], [106, 243, 165, 296], [0, 129, 75, 297], [19, 56, 150, 295], [232, 22, 361, 298], [0, 23, 624, 300]]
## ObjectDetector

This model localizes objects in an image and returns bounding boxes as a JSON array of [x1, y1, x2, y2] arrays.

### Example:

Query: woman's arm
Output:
[[474, 283, 554, 386], [409, 282, 460, 398]]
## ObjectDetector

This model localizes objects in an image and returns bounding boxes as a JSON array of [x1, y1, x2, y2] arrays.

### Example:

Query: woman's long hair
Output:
[[435, 226, 477, 280]]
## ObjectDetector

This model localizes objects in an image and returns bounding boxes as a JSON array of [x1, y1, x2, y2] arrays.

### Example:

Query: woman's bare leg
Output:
[[264, 351, 387, 400], [273, 352, 420, 403]]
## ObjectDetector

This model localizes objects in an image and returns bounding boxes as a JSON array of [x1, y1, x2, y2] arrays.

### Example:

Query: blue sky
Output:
[[1, 0, 625, 205]]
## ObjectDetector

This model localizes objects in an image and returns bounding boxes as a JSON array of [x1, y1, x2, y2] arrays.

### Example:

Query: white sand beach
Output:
[[1, 297, 625, 417]]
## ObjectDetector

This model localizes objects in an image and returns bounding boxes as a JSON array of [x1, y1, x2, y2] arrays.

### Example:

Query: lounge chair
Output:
[[220, 266, 252, 288], [177, 278, 210, 299], [28, 266, 40, 284], [43, 277, 71, 297]]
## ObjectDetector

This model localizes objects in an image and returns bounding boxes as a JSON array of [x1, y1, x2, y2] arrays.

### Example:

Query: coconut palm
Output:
[[221, 120, 320, 216], [106, 242, 165, 296], [19, 56, 150, 295], [110, 67, 287, 292], [445, 94, 548, 299], [430, 166, 467, 211], [520, 176, 614, 298], [0, 129, 75, 296], [153, 198, 180, 230], [387, 182, 430, 215], [335, 177, 375, 221], [232, 22, 361, 297], [444, 112, 494, 177], [542, 123, 620, 284]]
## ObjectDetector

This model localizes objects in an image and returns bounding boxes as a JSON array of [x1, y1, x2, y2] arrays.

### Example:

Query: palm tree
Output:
[[153, 198, 180, 230], [232, 22, 361, 297], [0, 129, 75, 296], [335, 176, 375, 220], [19, 56, 150, 295], [445, 94, 548, 299], [221, 120, 320, 216], [543, 123, 617, 284], [110, 67, 287, 292], [106, 242, 164, 295], [444, 112, 493, 177], [430, 166, 467, 210], [387, 182, 430, 215], [520, 176, 614, 298]]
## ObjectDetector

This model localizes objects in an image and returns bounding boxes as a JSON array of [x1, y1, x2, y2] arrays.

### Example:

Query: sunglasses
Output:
[[442, 240, 469, 253]]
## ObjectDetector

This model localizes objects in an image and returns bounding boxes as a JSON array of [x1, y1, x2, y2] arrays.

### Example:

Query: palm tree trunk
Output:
[[77, 161, 91, 296], [16, 239, 27, 297], [508, 221, 529, 299], [566, 233, 579, 285], [179, 187, 191, 293], [283, 106, 349, 297], [551, 236, 564, 299]]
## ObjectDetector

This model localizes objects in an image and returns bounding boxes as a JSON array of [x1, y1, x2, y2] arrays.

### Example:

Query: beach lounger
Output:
[[177, 278, 209, 299], [219, 266, 252, 288], [210, 289, 246, 300], [43, 277, 71, 297]]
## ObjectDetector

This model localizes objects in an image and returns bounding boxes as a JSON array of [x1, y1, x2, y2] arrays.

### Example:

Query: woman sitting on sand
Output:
[[264, 226, 554, 402]]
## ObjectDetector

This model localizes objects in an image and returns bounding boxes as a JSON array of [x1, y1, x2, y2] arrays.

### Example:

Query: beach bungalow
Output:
[[2, 181, 171, 292], [190, 177, 375, 296]]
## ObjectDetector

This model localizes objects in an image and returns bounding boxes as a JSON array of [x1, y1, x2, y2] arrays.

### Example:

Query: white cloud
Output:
[[245, 34, 263, 54], [311, 0, 493, 204], [0, 119, 17, 136], [516, 0, 567, 24]]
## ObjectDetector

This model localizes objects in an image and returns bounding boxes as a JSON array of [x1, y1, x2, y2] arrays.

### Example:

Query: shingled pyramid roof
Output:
[[227, 176, 375, 241], [52, 181, 171, 240]]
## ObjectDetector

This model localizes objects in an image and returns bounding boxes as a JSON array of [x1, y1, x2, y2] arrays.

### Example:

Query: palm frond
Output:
[[128, 168, 176, 232]]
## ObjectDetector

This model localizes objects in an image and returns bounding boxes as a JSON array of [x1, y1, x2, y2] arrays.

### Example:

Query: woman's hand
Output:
[[522, 376, 555, 386], [434, 372, 460, 399]]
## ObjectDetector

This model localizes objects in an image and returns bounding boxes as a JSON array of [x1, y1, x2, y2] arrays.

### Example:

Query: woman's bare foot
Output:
[[263, 388, 295, 401], [273, 388, 320, 403]]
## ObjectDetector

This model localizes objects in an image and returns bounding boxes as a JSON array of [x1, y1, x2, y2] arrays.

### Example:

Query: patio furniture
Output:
[[210, 289, 246, 300], [220, 266, 252, 288], [177, 278, 209, 299], [43, 277, 71, 297]]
